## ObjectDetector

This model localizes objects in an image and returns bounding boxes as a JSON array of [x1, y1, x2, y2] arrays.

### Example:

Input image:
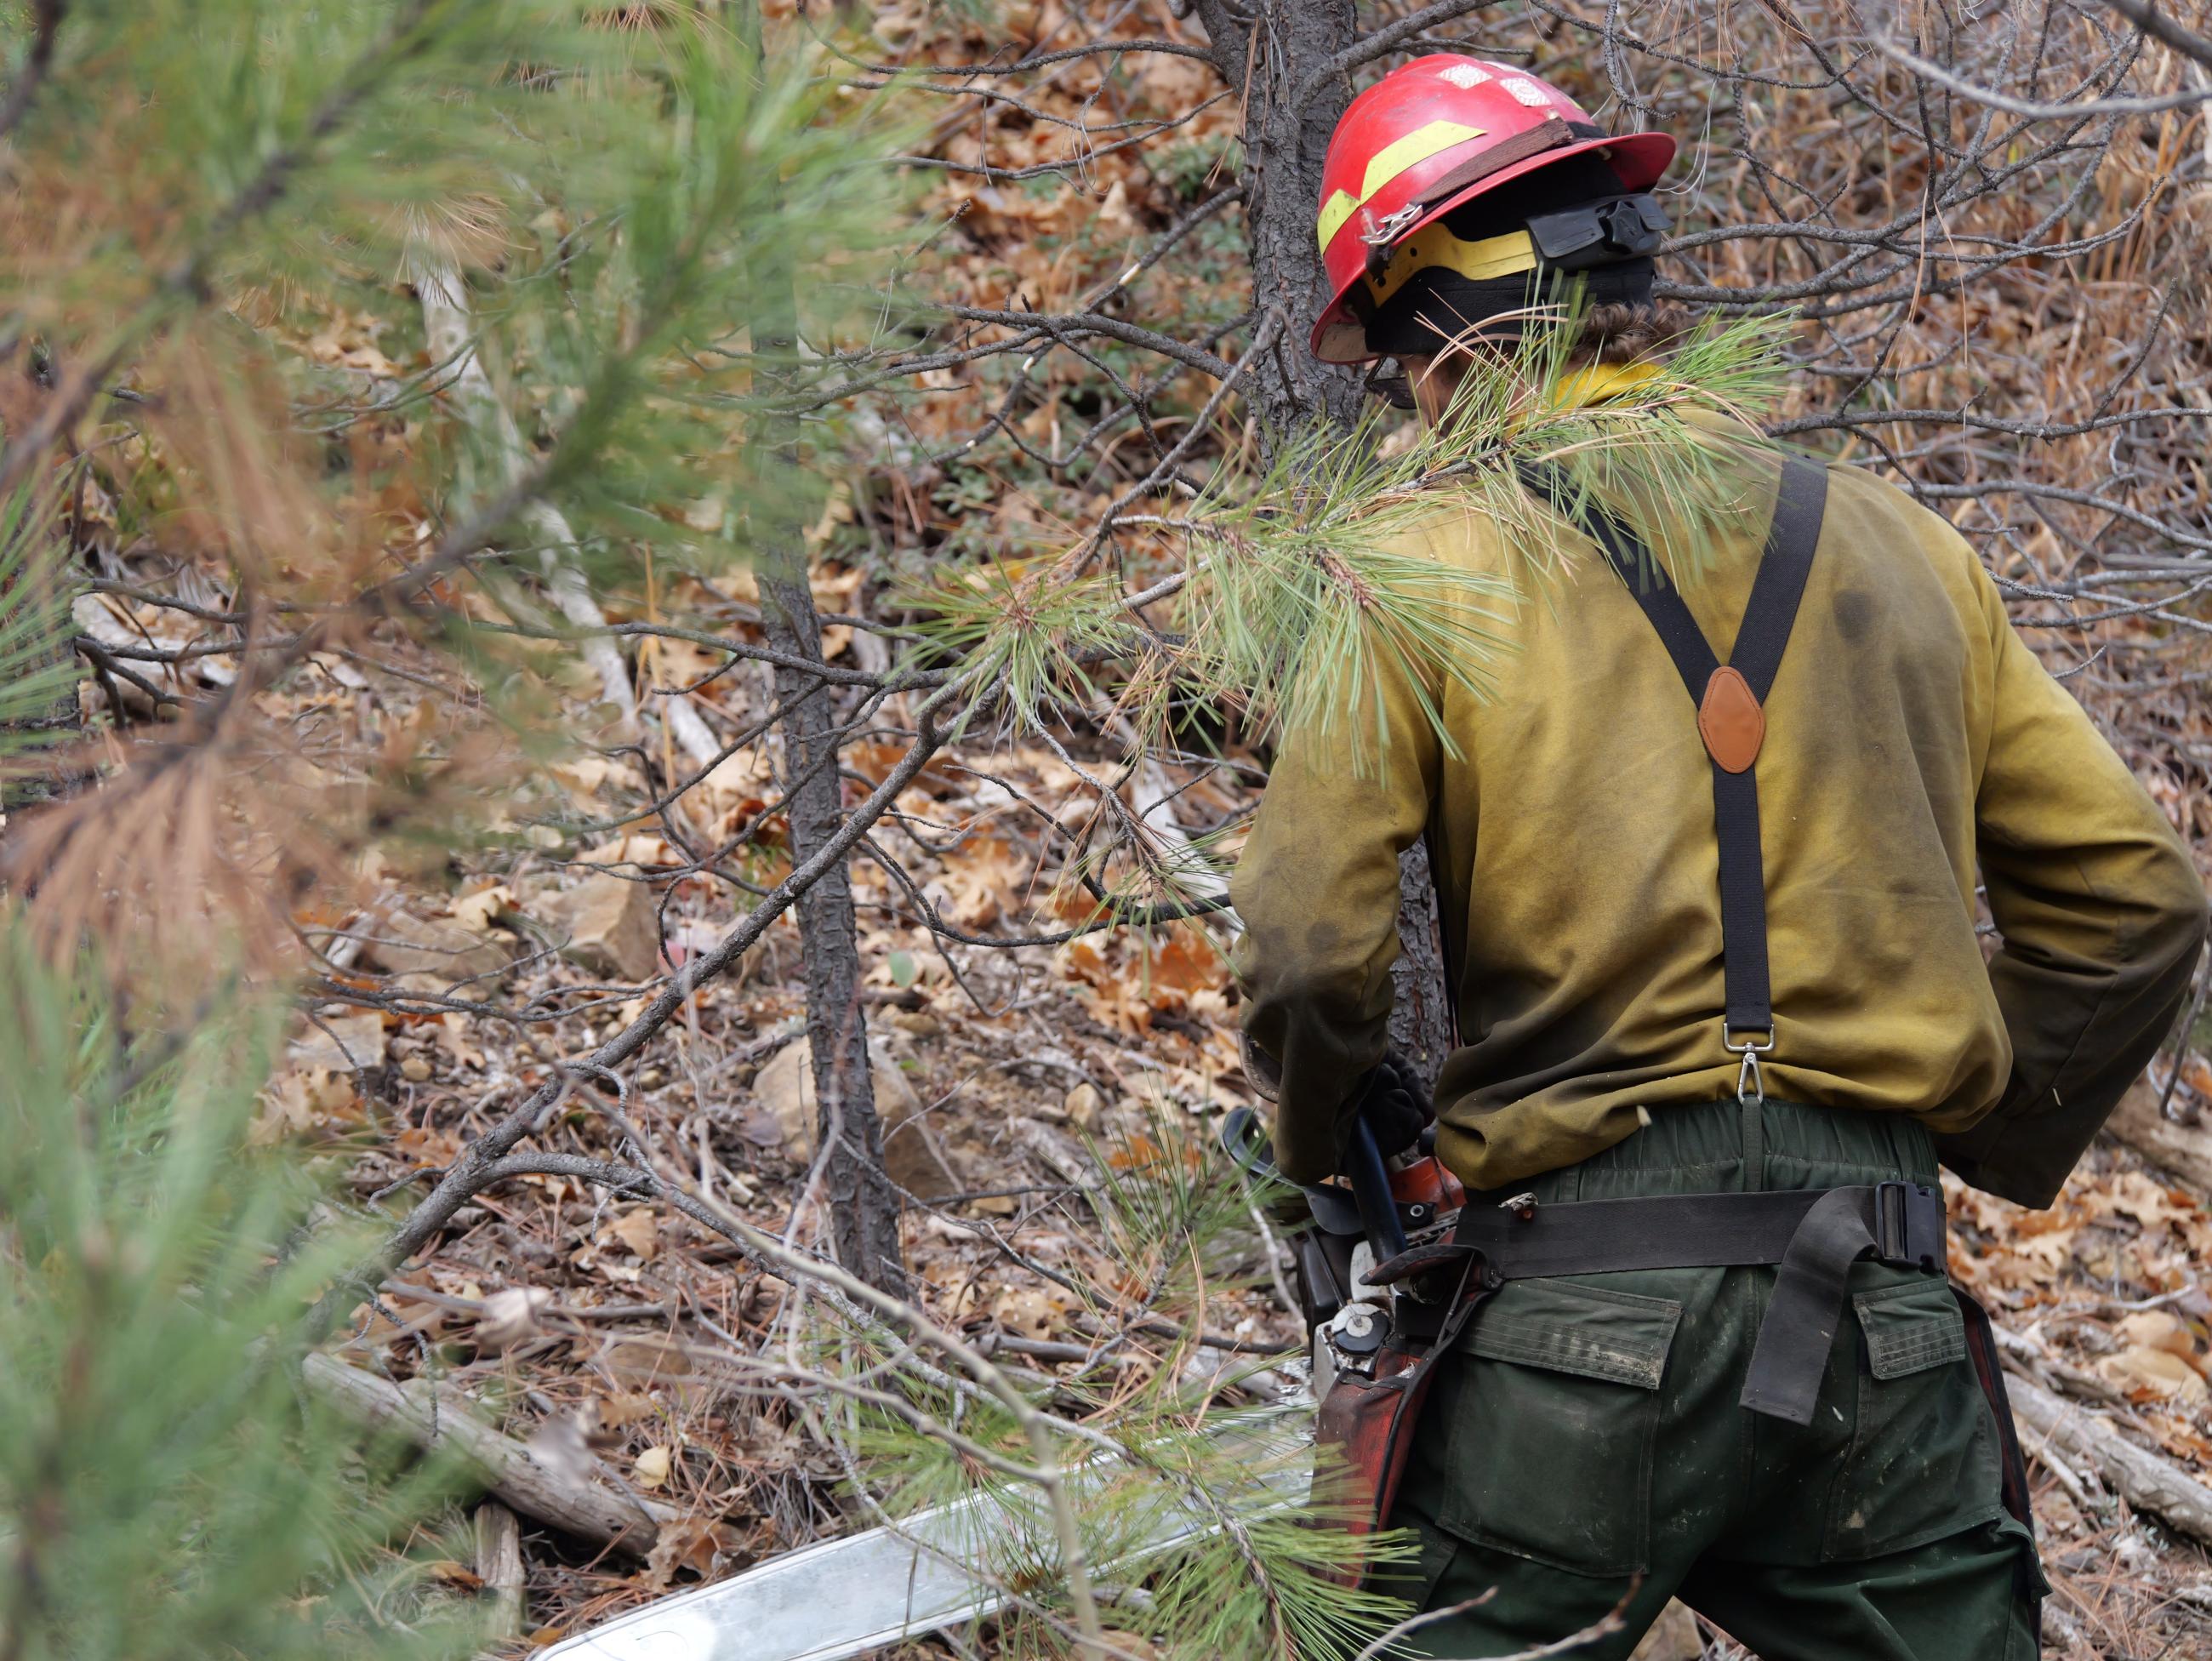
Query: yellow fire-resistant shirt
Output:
[[1232, 429, 2207, 1208]]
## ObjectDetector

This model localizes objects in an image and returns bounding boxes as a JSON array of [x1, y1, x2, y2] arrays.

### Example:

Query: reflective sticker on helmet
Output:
[[1315, 120, 1488, 251], [1440, 64, 1491, 89], [1364, 225, 1539, 306], [1501, 77, 1553, 107]]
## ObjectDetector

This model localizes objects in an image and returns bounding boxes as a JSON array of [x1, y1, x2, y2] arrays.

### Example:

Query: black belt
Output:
[[1373, 1180, 1947, 1426]]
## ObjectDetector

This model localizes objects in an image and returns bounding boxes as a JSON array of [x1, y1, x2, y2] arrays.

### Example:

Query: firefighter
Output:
[[1233, 55, 2209, 1660]]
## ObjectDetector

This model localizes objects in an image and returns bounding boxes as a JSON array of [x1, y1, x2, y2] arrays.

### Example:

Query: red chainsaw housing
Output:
[[1389, 1155, 1466, 1213]]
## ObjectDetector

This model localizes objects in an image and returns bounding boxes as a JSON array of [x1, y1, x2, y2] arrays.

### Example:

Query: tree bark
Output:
[[758, 564, 909, 1298], [1194, 4, 1457, 1076], [474, 1500, 527, 1640], [2005, 1370, 2212, 1545], [304, 1354, 676, 1555], [1193, 1, 1369, 437], [742, 56, 908, 1293], [1389, 841, 1454, 1095]]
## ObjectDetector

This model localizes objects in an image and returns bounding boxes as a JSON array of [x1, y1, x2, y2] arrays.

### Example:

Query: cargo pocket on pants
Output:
[[1436, 1279, 1680, 1578], [1824, 1276, 2003, 1561]]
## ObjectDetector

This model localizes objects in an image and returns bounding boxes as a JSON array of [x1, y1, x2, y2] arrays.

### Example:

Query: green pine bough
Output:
[[819, 1110, 1417, 1659], [0, 939, 1422, 1661], [902, 302, 1799, 911], [0, 934, 479, 1661]]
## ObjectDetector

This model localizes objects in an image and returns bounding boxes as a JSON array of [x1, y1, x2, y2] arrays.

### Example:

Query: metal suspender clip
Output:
[[1723, 1021, 1775, 1106], [1872, 1180, 1947, 1274]]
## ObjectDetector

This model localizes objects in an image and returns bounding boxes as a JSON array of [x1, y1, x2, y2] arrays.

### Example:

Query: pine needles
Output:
[[0, 930, 478, 1660], [0, 485, 76, 773], [903, 296, 1800, 790], [825, 1111, 1416, 1660]]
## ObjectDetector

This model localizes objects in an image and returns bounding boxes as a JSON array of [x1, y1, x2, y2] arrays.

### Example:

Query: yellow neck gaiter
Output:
[[1551, 361, 1663, 408]]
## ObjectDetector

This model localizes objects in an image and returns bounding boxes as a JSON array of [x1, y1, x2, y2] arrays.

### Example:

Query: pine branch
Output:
[[0, 0, 444, 499], [0, 0, 64, 142]]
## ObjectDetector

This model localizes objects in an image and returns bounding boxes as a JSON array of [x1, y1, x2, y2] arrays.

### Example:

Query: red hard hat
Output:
[[1310, 56, 1675, 364]]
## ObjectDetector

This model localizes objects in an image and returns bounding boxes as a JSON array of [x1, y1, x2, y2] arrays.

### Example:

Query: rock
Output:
[[1628, 1600, 1704, 1660], [362, 910, 512, 983], [544, 874, 663, 982], [754, 1039, 809, 1134], [1012, 1116, 1101, 1196], [755, 1036, 959, 1200], [1061, 1082, 1103, 1129], [289, 1012, 387, 1072]]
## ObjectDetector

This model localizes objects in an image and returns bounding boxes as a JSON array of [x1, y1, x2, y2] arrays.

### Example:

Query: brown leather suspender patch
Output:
[[1697, 665, 1765, 773], [1519, 454, 1830, 1040]]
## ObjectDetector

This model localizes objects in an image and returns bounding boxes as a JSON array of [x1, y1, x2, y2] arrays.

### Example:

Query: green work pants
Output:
[[1386, 1099, 2047, 1659]]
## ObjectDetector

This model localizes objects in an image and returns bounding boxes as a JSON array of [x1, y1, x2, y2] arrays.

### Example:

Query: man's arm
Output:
[[1937, 567, 2209, 1207], [1230, 657, 1442, 1185]]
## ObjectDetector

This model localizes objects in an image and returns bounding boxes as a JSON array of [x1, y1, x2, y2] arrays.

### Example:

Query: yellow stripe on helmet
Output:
[[1315, 120, 1488, 252], [1364, 225, 1539, 305]]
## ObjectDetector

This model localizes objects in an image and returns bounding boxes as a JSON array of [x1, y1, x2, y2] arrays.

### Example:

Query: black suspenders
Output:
[[1426, 458, 1960, 1427], [1519, 454, 1831, 1095]]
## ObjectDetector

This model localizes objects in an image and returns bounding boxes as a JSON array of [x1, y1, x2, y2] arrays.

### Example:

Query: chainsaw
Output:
[[1218, 1105, 1464, 1396], [1222, 1052, 1491, 1583]]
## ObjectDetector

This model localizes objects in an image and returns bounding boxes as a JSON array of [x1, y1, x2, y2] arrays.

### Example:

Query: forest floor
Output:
[[63, 9, 2212, 1655], [178, 540, 2212, 1658]]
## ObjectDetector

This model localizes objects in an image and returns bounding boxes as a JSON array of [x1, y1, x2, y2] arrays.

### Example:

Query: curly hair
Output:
[[1568, 300, 1696, 365]]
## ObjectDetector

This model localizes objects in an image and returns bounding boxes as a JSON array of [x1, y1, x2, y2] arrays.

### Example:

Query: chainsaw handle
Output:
[[1344, 1119, 1409, 1263]]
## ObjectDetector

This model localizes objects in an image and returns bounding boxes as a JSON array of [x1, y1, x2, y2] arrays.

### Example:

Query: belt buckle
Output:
[[1873, 1179, 1947, 1274]]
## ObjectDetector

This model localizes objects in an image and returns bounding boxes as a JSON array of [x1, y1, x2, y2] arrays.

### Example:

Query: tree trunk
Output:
[[1389, 841, 1454, 1095], [739, 47, 908, 1291], [1195, 4, 1457, 1078], [1193, 1, 1368, 437], [758, 563, 909, 1298]]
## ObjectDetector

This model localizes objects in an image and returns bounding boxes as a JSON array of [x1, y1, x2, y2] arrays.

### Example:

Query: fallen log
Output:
[[2106, 1082, 2212, 1196], [305, 1353, 676, 1557], [2004, 1370, 2212, 1545]]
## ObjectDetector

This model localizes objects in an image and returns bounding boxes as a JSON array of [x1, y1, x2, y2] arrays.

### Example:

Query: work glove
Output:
[[1344, 1051, 1434, 1170]]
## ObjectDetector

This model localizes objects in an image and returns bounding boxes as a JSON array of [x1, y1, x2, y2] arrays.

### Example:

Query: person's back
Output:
[[1234, 53, 2207, 1660], [1238, 433, 2206, 1206]]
